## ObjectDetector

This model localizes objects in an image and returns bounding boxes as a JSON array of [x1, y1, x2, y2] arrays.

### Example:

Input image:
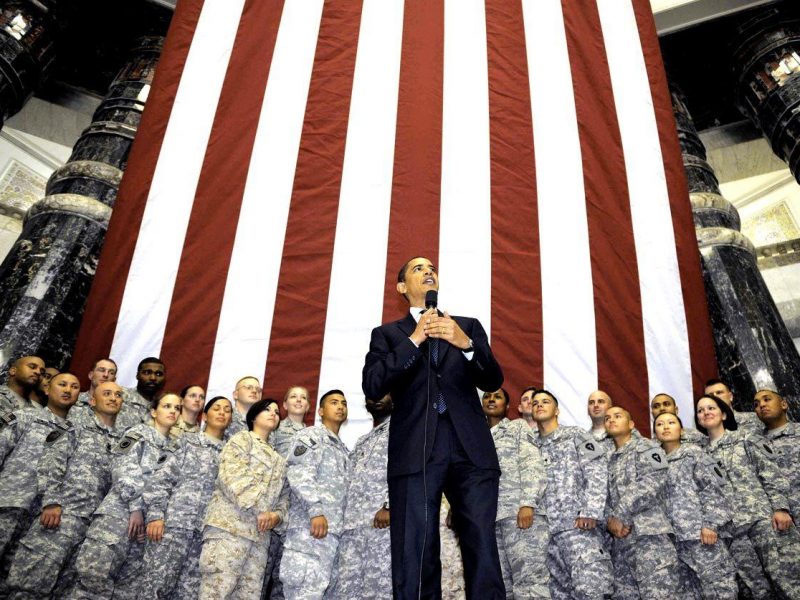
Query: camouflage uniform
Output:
[[225, 409, 248, 440], [440, 496, 466, 600], [76, 390, 92, 407], [0, 385, 37, 414], [139, 432, 224, 599], [536, 426, 612, 600], [325, 418, 390, 600], [199, 430, 288, 600], [765, 422, 800, 519], [0, 407, 69, 573], [116, 387, 152, 432], [663, 443, 737, 599], [606, 436, 680, 600], [282, 425, 349, 600], [265, 418, 306, 599], [733, 409, 762, 436], [169, 415, 200, 440], [491, 418, 549, 599], [70, 423, 170, 600], [706, 429, 800, 600], [5, 412, 121, 598]]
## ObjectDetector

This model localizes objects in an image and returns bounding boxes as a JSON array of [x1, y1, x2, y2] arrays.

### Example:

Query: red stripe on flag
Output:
[[262, 0, 364, 422], [485, 0, 543, 418], [159, 0, 286, 391], [70, 0, 206, 380], [631, 0, 717, 398], [382, 0, 444, 320], [564, 0, 650, 430]]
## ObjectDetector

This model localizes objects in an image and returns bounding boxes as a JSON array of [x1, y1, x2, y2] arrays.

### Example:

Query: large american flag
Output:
[[71, 0, 717, 446]]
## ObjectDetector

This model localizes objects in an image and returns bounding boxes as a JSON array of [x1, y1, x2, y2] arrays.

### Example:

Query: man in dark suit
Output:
[[362, 256, 505, 599]]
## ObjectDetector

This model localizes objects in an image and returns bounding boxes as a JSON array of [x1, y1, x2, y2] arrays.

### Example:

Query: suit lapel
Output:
[[396, 312, 417, 338]]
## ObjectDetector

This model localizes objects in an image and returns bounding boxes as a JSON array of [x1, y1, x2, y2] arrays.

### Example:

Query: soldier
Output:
[[653, 411, 737, 599], [0, 356, 44, 413], [482, 389, 550, 599], [650, 393, 706, 446], [32, 366, 60, 407], [531, 389, 612, 600], [326, 393, 392, 600], [4, 381, 124, 598], [70, 392, 179, 599], [117, 357, 167, 431], [754, 388, 800, 518], [0, 372, 79, 581], [226, 375, 262, 439], [76, 358, 118, 407], [518, 386, 537, 428], [704, 378, 762, 435], [171, 384, 206, 439], [587, 390, 613, 443], [140, 395, 233, 599], [199, 399, 287, 600], [282, 389, 350, 600], [264, 385, 310, 599], [604, 406, 680, 599], [696, 394, 800, 599]]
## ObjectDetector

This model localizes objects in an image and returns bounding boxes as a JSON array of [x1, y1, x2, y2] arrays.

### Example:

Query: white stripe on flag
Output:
[[438, 0, 492, 340], [206, 0, 324, 399], [597, 0, 694, 419], [522, 0, 596, 426], [317, 0, 404, 447], [110, 0, 246, 386]]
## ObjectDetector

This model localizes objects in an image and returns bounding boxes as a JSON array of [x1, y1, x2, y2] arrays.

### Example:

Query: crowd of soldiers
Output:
[[0, 353, 798, 599]]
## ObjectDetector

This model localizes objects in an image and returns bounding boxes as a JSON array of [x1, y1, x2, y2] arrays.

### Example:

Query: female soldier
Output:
[[654, 411, 737, 599], [695, 394, 800, 599], [70, 392, 179, 599], [140, 395, 232, 599], [171, 385, 205, 439], [199, 399, 287, 600]]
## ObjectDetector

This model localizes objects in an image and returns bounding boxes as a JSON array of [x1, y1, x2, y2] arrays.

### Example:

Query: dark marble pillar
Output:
[[0, 0, 56, 127], [732, 5, 800, 184], [672, 88, 800, 421], [0, 36, 162, 371]]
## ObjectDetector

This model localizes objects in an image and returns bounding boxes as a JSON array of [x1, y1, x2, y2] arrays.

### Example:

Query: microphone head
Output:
[[425, 290, 438, 309]]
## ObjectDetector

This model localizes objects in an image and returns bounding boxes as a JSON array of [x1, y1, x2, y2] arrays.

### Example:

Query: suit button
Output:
[[437, 374, 441, 378]]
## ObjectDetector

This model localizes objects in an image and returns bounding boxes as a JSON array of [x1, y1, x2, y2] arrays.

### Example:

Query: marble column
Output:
[[672, 88, 800, 421], [0, 0, 57, 127], [732, 5, 800, 184], [0, 36, 162, 371]]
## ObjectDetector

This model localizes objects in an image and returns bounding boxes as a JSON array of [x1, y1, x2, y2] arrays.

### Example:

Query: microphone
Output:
[[425, 290, 438, 311]]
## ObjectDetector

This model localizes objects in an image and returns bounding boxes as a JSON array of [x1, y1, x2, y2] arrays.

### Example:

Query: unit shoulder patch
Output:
[[115, 431, 143, 453], [45, 429, 64, 444]]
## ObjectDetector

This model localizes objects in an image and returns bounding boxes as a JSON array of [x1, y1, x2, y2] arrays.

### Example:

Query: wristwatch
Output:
[[463, 338, 474, 352], [382, 501, 390, 511]]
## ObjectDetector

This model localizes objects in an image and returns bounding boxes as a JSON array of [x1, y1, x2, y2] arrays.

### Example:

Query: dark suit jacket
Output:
[[362, 313, 503, 478]]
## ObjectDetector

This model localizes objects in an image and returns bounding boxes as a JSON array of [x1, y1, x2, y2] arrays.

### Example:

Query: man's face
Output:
[[137, 362, 166, 395], [233, 378, 261, 406], [650, 394, 677, 419], [587, 391, 612, 420], [47, 374, 81, 411], [319, 393, 348, 425], [396, 257, 438, 306], [365, 393, 392, 418], [705, 382, 733, 406], [38, 367, 60, 394], [283, 386, 310, 418], [531, 393, 557, 422], [519, 390, 534, 417], [91, 382, 124, 416], [481, 390, 507, 419], [754, 390, 787, 423], [10, 356, 44, 389], [604, 407, 633, 437], [89, 360, 117, 388]]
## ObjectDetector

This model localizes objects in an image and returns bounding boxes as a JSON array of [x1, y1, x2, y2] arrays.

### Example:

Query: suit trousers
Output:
[[388, 412, 504, 600]]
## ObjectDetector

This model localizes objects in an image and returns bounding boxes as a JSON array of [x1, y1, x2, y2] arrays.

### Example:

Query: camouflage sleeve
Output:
[[575, 431, 608, 521], [142, 442, 183, 524], [518, 423, 546, 511], [286, 435, 325, 519], [612, 443, 668, 526], [218, 433, 269, 511], [37, 425, 78, 509], [744, 434, 791, 513], [273, 478, 291, 533], [0, 411, 22, 465], [111, 433, 147, 512], [694, 451, 732, 531]]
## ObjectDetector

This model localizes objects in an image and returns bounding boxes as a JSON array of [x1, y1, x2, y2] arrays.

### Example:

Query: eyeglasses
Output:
[[238, 384, 262, 393]]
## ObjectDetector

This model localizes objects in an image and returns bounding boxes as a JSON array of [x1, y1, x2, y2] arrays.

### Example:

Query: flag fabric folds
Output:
[[71, 0, 716, 446]]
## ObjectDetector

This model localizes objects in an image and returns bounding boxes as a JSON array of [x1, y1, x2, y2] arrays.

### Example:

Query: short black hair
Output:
[[320, 389, 345, 407], [651, 392, 676, 405], [246, 398, 279, 431], [138, 357, 164, 372], [533, 389, 558, 406], [704, 378, 728, 390], [204, 396, 231, 414], [520, 386, 538, 397], [695, 394, 738, 435]]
